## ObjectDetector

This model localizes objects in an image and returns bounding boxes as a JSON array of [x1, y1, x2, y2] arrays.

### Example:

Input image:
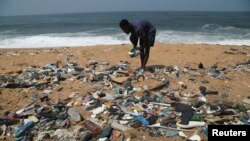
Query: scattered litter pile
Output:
[[0, 60, 250, 141]]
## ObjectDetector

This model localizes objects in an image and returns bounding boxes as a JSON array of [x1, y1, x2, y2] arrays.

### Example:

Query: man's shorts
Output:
[[130, 29, 156, 47], [148, 29, 156, 47]]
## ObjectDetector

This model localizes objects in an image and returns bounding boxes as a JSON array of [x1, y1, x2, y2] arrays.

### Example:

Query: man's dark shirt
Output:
[[130, 20, 156, 47]]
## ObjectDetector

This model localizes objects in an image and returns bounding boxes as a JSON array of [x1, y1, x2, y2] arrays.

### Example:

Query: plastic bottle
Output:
[[15, 121, 34, 138], [84, 120, 102, 134]]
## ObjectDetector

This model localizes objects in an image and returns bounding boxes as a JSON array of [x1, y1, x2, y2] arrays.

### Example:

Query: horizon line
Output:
[[1, 10, 250, 17]]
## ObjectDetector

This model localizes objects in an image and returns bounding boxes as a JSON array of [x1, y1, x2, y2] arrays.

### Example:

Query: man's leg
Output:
[[142, 32, 155, 69], [139, 38, 145, 69], [140, 47, 145, 69], [142, 46, 150, 69]]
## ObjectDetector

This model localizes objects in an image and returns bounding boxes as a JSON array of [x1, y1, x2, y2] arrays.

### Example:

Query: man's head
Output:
[[119, 19, 131, 34]]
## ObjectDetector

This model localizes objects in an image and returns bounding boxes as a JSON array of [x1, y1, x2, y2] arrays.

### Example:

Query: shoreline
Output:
[[0, 42, 250, 50]]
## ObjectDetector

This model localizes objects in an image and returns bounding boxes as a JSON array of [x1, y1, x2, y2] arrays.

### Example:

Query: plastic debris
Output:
[[0, 60, 249, 141], [67, 108, 82, 122]]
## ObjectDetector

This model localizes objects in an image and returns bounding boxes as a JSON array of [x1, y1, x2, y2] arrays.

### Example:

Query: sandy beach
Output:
[[1, 0, 250, 139], [0, 43, 250, 140]]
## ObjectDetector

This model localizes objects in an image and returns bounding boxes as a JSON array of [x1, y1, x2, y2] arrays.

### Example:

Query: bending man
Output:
[[119, 19, 156, 75]]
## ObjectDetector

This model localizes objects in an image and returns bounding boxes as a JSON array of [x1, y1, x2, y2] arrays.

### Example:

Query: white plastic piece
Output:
[[123, 114, 134, 120], [179, 131, 187, 138], [92, 107, 105, 115], [119, 120, 129, 125], [189, 135, 201, 141], [177, 121, 206, 129], [97, 137, 108, 141], [16, 109, 25, 114]]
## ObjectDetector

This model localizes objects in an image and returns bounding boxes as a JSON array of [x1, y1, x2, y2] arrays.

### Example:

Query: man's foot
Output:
[[138, 68, 145, 75]]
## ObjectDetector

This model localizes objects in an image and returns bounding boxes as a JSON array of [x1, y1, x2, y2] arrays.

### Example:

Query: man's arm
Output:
[[130, 34, 138, 48]]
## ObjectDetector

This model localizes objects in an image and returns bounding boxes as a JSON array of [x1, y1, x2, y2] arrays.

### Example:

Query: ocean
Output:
[[0, 11, 250, 48]]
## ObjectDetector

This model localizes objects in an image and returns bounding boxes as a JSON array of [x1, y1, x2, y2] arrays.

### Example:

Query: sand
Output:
[[0, 43, 250, 140]]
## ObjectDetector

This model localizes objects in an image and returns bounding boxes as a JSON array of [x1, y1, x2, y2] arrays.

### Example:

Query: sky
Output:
[[0, 0, 250, 16]]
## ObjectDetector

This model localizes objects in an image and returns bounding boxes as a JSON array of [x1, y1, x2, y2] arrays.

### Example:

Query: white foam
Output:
[[1, 30, 250, 48], [0, 33, 129, 48], [157, 30, 250, 46]]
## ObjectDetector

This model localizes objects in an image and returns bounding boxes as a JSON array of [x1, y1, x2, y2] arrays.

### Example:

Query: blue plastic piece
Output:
[[203, 126, 208, 136], [15, 121, 34, 138], [15, 136, 26, 141], [135, 115, 149, 126]]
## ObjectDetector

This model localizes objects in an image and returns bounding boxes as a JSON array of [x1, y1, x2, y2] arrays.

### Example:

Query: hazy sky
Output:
[[0, 0, 250, 16]]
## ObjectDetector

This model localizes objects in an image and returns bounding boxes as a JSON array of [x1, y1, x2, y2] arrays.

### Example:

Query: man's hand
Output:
[[128, 47, 140, 57]]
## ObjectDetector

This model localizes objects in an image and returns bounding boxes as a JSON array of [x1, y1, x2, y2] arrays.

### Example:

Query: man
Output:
[[119, 19, 156, 75]]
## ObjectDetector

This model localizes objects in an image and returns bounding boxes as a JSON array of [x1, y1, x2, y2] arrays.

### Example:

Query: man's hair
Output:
[[119, 19, 129, 28]]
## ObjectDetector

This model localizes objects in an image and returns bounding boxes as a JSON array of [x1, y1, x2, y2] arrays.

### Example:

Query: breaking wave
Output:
[[157, 30, 250, 46], [0, 29, 250, 48], [0, 32, 129, 48]]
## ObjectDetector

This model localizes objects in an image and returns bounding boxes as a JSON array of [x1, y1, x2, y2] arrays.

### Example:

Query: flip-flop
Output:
[[176, 121, 206, 129]]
